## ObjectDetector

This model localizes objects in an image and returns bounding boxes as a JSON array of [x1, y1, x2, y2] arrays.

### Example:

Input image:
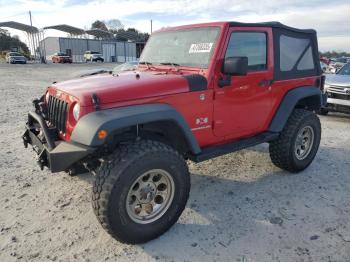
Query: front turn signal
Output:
[[97, 130, 108, 140]]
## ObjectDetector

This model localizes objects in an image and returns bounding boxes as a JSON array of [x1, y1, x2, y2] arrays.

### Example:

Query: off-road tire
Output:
[[92, 140, 190, 244], [269, 109, 321, 173]]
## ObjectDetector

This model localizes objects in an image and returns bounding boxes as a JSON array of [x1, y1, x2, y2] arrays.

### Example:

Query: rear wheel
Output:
[[92, 140, 190, 244], [269, 109, 321, 173]]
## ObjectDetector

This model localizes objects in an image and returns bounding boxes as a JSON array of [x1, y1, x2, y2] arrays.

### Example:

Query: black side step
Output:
[[190, 132, 279, 162]]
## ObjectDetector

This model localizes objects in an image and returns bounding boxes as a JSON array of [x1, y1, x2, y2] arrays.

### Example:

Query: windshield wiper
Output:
[[80, 69, 111, 77], [139, 61, 153, 69], [139, 61, 152, 65], [160, 62, 180, 66]]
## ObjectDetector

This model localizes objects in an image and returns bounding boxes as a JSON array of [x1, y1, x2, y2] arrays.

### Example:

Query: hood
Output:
[[325, 74, 350, 87], [50, 71, 203, 106]]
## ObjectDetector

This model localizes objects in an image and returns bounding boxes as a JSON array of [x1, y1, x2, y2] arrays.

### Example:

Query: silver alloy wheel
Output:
[[294, 125, 315, 160], [126, 169, 175, 224]]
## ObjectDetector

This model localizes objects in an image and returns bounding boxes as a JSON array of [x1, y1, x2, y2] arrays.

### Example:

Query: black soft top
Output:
[[230, 21, 321, 80], [229, 21, 316, 35]]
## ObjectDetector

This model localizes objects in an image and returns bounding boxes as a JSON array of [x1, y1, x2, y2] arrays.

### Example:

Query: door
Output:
[[102, 43, 116, 63], [213, 27, 274, 139]]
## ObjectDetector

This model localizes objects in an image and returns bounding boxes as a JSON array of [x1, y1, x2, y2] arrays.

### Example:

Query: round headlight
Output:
[[73, 103, 80, 121]]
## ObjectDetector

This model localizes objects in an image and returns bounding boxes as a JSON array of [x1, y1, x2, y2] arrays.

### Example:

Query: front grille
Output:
[[328, 85, 350, 95], [330, 93, 350, 100], [47, 95, 68, 133]]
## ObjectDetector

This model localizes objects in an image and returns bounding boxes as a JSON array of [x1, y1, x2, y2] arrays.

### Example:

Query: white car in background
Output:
[[84, 51, 104, 62], [6, 52, 27, 64], [321, 62, 350, 115]]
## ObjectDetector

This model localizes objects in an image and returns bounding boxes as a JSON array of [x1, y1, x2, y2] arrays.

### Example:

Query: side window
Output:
[[225, 32, 267, 71], [280, 35, 315, 72]]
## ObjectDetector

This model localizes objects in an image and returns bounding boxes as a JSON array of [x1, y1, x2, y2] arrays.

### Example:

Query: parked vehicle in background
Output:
[[52, 52, 72, 63], [320, 61, 328, 73], [84, 51, 104, 62], [320, 57, 330, 65], [6, 52, 27, 64], [23, 21, 324, 244], [321, 62, 350, 115], [112, 61, 138, 74], [330, 57, 347, 71]]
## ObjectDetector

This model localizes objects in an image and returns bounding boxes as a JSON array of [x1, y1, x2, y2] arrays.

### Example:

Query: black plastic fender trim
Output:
[[268, 86, 322, 133], [183, 74, 208, 91], [70, 103, 201, 154]]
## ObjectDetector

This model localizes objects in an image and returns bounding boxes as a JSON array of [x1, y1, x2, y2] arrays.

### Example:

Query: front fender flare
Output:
[[70, 103, 201, 154]]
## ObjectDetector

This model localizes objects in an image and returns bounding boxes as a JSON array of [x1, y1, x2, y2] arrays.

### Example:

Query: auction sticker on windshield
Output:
[[189, 43, 213, 53]]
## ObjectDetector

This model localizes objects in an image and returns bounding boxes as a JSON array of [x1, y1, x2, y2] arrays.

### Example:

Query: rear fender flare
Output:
[[268, 86, 322, 133]]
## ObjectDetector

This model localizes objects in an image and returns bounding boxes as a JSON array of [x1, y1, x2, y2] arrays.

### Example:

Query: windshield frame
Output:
[[140, 26, 221, 69]]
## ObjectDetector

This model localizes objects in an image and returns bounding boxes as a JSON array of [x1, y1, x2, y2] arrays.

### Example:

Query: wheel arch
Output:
[[70, 103, 201, 155], [268, 86, 322, 133]]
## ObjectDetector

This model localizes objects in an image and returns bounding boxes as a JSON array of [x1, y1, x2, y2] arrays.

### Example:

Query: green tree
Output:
[[0, 30, 30, 55], [91, 20, 108, 31]]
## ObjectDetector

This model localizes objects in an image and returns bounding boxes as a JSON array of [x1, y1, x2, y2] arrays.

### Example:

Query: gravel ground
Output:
[[0, 63, 350, 262]]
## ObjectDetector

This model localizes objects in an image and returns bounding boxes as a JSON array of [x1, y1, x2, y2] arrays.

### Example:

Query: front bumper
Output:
[[22, 111, 94, 172], [323, 91, 350, 114], [10, 60, 26, 64]]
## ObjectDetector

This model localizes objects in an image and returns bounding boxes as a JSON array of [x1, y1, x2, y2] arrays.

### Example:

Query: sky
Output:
[[0, 0, 349, 52]]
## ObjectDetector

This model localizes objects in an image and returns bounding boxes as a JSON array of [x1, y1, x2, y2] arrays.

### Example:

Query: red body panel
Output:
[[52, 55, 72, 63], [46, 21, 320, 149]]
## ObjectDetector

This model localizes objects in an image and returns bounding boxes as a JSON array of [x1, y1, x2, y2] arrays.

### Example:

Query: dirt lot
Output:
[[0, 63, 350, 262]]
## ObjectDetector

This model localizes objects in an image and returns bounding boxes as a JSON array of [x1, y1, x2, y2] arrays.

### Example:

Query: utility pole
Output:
[[150, 19, 153, 34], [28, 11, 36, 60]]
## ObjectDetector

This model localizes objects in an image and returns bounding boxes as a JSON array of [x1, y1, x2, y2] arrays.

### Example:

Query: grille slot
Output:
[[328, 85, 350, 95], [47, 95, 68, 133]]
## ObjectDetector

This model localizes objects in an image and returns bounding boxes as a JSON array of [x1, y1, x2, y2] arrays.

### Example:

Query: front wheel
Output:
[[269, 109, 321, 173], [92, 140, 190, 244]]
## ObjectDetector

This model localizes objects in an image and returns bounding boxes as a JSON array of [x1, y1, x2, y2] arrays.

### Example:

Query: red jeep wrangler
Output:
[[23, 21, 324, 244]]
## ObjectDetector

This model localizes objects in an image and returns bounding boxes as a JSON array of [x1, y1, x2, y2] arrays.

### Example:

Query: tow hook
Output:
[[22, 132, 29, 148], [23, 137, 28, 148], [37, 158, 45, 170], [37, 150, 47, 170]]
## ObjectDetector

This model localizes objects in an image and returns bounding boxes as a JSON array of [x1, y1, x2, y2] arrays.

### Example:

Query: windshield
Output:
[[336, 58, 347, 63], [140, 27, 220, 68], [9, 52, 21, 56], [337, 63, 350, 75]]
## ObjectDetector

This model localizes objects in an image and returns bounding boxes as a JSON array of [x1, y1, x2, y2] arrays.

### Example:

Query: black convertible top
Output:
[[229, 21, 316, 34]]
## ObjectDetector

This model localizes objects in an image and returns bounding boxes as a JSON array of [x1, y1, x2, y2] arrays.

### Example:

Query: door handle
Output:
[[259, 80, 274, 87]]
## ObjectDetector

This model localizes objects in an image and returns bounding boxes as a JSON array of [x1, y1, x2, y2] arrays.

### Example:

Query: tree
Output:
[[320, 51, 350, 58], [104, 19, 124, 30], [0, 31, 30, 55], [0, 28, 9, 35], [91, 20, 108, 31]]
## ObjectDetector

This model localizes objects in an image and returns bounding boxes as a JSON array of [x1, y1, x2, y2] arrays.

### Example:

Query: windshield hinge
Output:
[[91, 93, 100, 110]]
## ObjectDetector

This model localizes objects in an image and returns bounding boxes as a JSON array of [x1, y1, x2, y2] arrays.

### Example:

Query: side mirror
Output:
[[222, 56, 248, 76]]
